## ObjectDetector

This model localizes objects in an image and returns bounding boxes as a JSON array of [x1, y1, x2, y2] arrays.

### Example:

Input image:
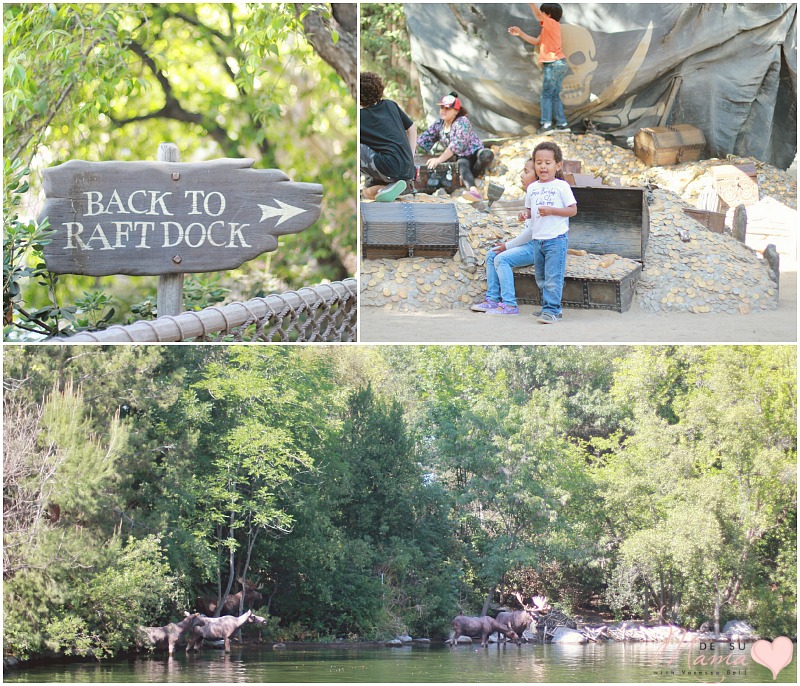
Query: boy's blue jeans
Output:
[[533, 232, 568, 316], [541, 58, 569, 127]]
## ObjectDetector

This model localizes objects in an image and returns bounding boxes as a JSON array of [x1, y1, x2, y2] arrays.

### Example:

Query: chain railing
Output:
[[51, 279, 357, 343]]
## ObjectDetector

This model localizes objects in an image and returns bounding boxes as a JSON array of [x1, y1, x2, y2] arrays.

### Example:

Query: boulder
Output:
[[385, 638, 404, 647], [550, 627, 587, 644], [722, 620, 757, 640], [398, 634, 413, 644]]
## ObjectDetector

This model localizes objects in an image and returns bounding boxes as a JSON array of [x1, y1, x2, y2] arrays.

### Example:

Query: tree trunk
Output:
[[295, 3, 357, 99], [218, 514, 237, 618], [713, 573, 721, 635]]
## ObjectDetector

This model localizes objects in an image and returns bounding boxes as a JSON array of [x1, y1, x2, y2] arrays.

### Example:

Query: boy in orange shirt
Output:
[[509, 4, 570, 134]]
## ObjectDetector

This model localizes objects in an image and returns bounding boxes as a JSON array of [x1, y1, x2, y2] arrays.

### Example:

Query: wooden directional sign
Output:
[[39, 158, 323, 276]]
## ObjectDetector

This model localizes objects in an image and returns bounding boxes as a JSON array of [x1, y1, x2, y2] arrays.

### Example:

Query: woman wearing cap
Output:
[[417, 92, 495, 202]]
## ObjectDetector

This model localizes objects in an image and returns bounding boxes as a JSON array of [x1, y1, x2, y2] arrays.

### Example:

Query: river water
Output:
[[6, 641, 796, 683]]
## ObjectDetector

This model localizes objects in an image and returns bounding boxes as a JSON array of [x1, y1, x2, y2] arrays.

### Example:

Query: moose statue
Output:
[[138, 611, 205, 655], [527, 594, 579, 640], [446, 613, 518, 647], [198, 577, 264, 616], [187, 609, 267, 652], [495, 592, 544, 643]]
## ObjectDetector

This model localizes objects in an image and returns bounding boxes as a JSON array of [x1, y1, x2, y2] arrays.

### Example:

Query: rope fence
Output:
[[51, 279, 357, 343]]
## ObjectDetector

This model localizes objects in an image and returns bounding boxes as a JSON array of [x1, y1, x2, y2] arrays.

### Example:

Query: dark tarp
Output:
[[404, 3, 797, 168]]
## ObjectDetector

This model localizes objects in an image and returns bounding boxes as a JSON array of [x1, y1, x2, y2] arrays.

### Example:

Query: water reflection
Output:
[[6, 642, 797, 683]]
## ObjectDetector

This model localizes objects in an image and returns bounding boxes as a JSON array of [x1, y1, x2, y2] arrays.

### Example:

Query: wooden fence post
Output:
[[156, 143, 184, 317]]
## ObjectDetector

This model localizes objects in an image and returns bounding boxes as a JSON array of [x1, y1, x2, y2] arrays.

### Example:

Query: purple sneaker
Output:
[[487, 303, 520, 315], [471, 299, 500, 313]]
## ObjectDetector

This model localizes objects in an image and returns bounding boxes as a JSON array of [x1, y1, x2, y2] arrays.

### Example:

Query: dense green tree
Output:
[[2, 375, 186, 659], [597, 347, 796, 635], [359, 3, 421, 119]]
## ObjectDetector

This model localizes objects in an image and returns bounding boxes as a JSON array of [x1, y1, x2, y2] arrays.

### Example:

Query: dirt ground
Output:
[[358, 270, 796, 344]]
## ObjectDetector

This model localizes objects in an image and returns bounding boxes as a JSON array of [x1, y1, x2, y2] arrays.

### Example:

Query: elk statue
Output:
[[199, 577, 264, 616], [187, 609, 267, 652]]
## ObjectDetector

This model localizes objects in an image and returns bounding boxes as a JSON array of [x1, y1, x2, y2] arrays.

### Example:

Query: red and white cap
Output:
[[438, 94, 461, 110]]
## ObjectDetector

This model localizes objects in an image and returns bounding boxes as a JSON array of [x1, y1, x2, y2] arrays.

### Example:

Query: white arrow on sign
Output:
[[258, 200, 307, 226]]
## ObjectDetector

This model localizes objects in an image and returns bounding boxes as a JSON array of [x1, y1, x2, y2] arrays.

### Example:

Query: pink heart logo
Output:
[[751, 637, 794, 679]]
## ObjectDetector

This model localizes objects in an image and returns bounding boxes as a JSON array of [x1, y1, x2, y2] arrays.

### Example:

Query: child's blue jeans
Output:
[[485, 243, 536, 308], [541, 59, 569, 127], [533, 232, 568, 316]]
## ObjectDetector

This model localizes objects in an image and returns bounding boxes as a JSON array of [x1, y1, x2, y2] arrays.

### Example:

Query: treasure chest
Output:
[[568, 186, 649, 260], [361, 202, 459, 259], [683, 207, 726, 233], [413, 157, 461, 194], [514, 261, 642, 313], [506, 186, 650, 312], [634, 124, 706, 166]]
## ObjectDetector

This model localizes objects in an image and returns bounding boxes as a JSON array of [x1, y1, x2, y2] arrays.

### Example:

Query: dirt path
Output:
[[359, 271, 796, 343]]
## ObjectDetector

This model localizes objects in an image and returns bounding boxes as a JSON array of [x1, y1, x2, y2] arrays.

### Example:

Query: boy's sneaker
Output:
[[554, 123, 571, 132], [532, 310, 562, 319], [471, 299, 500, 312], [487, 303, 520, 315], [537, 312, 560, 324], [537, 123, 553, 134]]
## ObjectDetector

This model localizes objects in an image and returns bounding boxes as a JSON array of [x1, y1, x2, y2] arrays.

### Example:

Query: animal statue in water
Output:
[[198, 577, 264, 616], [447, 614, 518, 647], [187, 609, 267, 652], [139, 612, 205, 655], [495, 593, 541, 643]]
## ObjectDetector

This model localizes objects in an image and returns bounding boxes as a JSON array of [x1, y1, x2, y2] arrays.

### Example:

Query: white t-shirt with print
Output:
[[505, 179, 577, 248]]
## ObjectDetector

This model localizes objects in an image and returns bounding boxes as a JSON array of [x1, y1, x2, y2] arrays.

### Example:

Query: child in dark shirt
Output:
[[360, 72, 417, 202]]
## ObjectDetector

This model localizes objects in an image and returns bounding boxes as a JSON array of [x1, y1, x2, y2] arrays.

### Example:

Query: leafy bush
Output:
[[3, 535, 187, 660]]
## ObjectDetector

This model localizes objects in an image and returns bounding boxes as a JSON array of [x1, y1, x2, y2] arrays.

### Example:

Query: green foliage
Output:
[[597, 346, 796, 628], [3, 3, 355, 339], [3, 157, 61, 338], [2, 345, 795, 661], [5, 536, 184, 660], [48, 535, 184, 659]]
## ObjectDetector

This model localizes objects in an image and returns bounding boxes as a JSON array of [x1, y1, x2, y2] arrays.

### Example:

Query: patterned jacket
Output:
[[417, 117, 484, 158]]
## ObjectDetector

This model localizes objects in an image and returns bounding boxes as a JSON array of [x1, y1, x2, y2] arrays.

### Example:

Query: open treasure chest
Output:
[[495, 186, 650, 313], [412, 156, 462, 194], [361, 202, 459, 259]]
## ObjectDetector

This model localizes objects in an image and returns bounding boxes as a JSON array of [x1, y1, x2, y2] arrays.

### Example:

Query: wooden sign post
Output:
[[39, 146, 323, 318], [156, 143, 184, 316]]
